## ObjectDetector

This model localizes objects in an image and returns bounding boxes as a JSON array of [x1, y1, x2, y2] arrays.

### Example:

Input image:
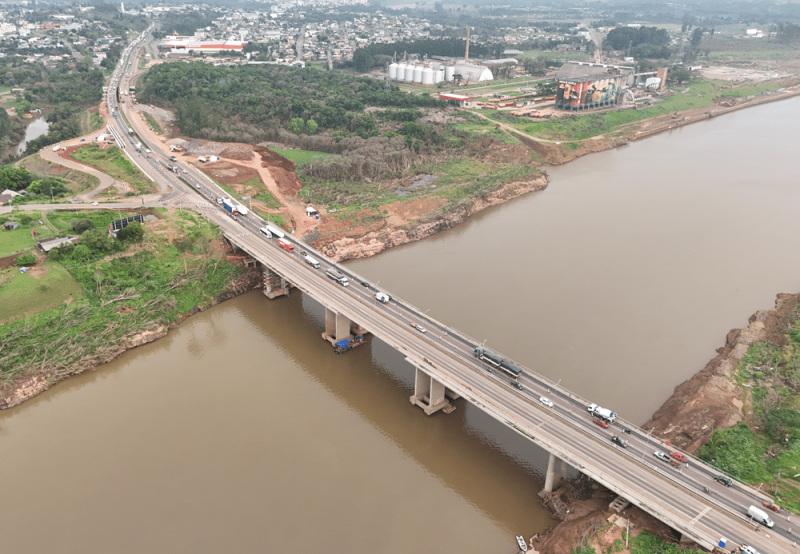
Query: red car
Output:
[[593, 417, 609, 429], [670, 451, 688, 463], [764, 501, 781, 513]]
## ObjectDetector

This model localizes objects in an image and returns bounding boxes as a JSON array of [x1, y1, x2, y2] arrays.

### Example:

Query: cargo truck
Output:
[[587, 403, 616, 423], [304, 255, 320, 269], [222, 199, 236, 214], [473, 346, 522, 378], [277, 238, 294, 253], [235, 204, 248, 216], [265, 224, 284, 239], [326, 268, 349, 286]]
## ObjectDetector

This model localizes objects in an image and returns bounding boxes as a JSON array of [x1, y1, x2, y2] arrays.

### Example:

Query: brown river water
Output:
[[1, 97, 799, 553]]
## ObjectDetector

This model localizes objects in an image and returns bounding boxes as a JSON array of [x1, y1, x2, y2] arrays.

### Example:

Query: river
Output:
[[15, 117, 49, 155], [1, 97, 799, 552]]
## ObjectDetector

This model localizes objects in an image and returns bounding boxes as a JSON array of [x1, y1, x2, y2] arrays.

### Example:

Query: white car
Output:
[[90, 201, 99, 206], [539, 396, 554, 408]]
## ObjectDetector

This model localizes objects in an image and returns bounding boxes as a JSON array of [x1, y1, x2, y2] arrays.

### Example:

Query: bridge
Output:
[[100, 28, 795, 554]]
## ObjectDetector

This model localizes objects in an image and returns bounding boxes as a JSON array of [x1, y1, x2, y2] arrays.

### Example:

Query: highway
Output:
[[102, 29, 796, 554]]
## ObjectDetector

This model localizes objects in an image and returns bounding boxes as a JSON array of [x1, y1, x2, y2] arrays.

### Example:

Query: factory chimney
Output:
[[464, 27, 470, 61]]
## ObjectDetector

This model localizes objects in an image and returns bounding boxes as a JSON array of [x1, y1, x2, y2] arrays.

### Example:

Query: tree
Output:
[[80, 228, 118, 254], [117, 222, 144, 243], [287, 117, 305, 134], [669, 67, 691, 84], [305, 119, 318, 135], [71, 219, 95, 234], [16, 253, 36, 266]]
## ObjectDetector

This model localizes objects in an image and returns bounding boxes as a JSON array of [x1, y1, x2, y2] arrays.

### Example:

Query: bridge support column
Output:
[[409, 366, 451, 415], [262, 267, 290, 299], [322, 308, 359, 345], [544, 453, 569, 492]]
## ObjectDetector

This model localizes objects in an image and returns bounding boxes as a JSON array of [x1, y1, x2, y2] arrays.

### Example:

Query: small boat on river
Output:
[[516, 535, 528, 552]]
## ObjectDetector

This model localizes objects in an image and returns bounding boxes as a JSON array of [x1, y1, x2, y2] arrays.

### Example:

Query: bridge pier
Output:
[[409, 366, 451, 415], [544, 453, 569, 492], [321, 308, 367, 345], [262, 267, 290, 299]]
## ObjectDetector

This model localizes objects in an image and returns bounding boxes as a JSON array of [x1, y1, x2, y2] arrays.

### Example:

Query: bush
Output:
[[117, 221, 144, 243], [18, 214, 33, 226], [16, 253, 36, 266], [71, 219, 95, 234]]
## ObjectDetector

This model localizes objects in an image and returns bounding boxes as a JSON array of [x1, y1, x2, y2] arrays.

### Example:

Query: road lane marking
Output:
[[690, 507, 710, 525]]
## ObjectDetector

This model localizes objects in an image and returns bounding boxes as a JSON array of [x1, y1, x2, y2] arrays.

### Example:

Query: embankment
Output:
[[317, 174, 549, 262]]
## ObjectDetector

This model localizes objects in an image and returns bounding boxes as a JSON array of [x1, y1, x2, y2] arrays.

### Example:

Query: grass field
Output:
[[270, 147, 330, 165], [72, 145, 157, 194], [143, 112, 163, 134], [0, 260, 85, 324], [46, 208, 127, 234], [0, 223, 56, 256], [18, 153, 100, 197]]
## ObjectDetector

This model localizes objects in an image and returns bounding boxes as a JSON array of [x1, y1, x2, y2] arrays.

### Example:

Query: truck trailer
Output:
[[326, 268, 349, 286], [222, 199, 236, 214], [235, 204, 249, 216], [304, 255, 320, 269], [265, 224, 284, 239]]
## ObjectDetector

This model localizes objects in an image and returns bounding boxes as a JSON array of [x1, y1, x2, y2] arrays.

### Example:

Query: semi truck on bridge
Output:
[[588, 403, 616, 423], [326, 268, 349, 286], [473, 346, 522, 379]]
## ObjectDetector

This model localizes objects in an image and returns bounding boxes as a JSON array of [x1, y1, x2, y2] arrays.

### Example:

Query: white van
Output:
[[375, 292, 390, 303], [747, 505, 774, 528]]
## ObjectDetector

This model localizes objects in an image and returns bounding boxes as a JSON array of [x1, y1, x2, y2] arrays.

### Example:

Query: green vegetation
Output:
[[71, 145, 157, 194], [0, 211, 242, 385], [18, 153, 101, 196], [696, 302, 800, 513], [0, 261, 85, 323], [630, 532, 703, 554], [143, 112, 163, 135], [270, 148, 331, 165], [0, 221, 55, 256], [46, 209, 122, 234], [139, 62, 444, 140], [252, 208, 286, 228]]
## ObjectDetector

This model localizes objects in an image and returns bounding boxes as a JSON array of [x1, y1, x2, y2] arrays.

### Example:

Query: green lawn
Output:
[[143, 112, 163, 134], [46, 209, 124, 234], [0, 260, 85, 324], [71, 144, 156, 194], [0, 223, 56, 256], [269, 147, 331, 165]]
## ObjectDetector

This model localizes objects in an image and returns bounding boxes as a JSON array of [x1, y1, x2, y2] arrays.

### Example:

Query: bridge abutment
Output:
[[263, 267, 290, 299], [321, 308, 367, 345], [409, 366, 451, 415]]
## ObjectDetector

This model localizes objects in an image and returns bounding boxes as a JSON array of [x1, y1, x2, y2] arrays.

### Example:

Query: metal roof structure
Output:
[[110, 214, 144, 232], [554, 61, 634, 84]]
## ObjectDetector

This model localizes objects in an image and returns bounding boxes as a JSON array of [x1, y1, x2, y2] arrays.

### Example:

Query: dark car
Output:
[[512, 381, 523, 391], [360, 281, 369, 287], [714, 475, 732, 487], [611, 435, 628, 448]]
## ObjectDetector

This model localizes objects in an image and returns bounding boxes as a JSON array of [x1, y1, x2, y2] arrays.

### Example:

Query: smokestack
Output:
[[465, 27, 470, 61]]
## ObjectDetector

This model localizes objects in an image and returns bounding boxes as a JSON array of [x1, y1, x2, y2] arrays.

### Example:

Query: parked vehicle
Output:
[[277, 238, 294, 253], [304, 255, 320, 269], [593, 418, 609, 429], [747, 505, 775, 528], [326, 268, 349, 286], [670, 451, 688, 463], [587, 403, 616, 423]]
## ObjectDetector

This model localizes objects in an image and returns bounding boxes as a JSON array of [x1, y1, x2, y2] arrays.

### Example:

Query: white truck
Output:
[[265, 224, 284, 239], [235, 204, 249, 216], [326, 268, 349, 286], [304, 255, 320, 269], [588, 403, 616, 423], [259, 226, 272, 239]]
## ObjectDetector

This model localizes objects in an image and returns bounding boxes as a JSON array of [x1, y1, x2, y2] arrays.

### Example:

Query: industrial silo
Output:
[[413, 65, 423, 83], [388, 63, 398, 80], [395, 63, 407, 81], [404, 64, 415, 82], [434, 68, 445, 83], [421, 66, 434, 85], [444, 64, 455, 82]]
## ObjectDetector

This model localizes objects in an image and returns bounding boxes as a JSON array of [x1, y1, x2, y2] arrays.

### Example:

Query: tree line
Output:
[[352, 38, 490, 72], [139, 62, 444, 139]]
